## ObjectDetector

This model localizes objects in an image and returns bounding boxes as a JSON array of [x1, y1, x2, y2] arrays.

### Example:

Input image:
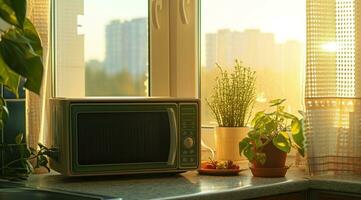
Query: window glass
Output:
[[201, 0, 306, 125], [53, 0, 148, 97]]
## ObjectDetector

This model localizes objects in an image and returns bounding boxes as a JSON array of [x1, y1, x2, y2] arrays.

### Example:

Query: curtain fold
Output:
[[26, 0, 51, 155], [305, 0, 361, 175]]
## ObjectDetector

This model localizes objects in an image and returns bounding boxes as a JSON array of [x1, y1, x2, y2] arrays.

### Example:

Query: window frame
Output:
[[50, 0, 200, 98]]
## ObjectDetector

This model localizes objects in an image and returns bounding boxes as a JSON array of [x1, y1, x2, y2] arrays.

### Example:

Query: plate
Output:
[[197, 168, 241, 176]]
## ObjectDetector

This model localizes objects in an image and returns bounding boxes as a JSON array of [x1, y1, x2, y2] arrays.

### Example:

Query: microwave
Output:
[[49, 97, 200, 176]]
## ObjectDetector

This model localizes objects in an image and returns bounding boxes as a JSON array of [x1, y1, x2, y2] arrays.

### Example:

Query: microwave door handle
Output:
[[167, 108, 178, 166]]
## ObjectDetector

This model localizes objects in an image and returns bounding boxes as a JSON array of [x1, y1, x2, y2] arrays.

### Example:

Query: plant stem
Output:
[[0, 143, 27, 148], [0, 155, 38, 170]]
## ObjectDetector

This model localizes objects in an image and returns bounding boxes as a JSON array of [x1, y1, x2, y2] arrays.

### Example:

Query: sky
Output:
[[201, 0, 306, 42], [82, 0, 306, 61]]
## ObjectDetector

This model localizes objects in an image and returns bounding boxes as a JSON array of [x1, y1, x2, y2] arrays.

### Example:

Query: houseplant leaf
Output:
[[0, 28, 43, 94], [254, 138, 263, 148], [243, 145, 254, 161], [248, 129, 259, 139], [255, 153, 266, 165], [23, 18, 43, 57], [8, 0, 26, 28], [15, 133, 23, 144], [279, 111, 298, 120], [269, 99, 286, 107], [264, 119, 277, 134], [251, 111, 265, 126], [0, 0, 19, 27], [291, 119, 305, 156], [19, 143, 31, 159], [0, 98, 8, 128], [239, 138, 250, 153], [272, 131, 291, 153], [0, 53, 21, 96]]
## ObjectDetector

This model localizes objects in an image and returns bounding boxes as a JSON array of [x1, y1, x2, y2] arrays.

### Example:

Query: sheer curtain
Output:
[[305, 0, 361, 175], [26, 0, 51, 155]]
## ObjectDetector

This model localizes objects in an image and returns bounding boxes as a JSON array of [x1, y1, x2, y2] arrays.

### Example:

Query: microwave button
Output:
[[183, 137, 194, 149]]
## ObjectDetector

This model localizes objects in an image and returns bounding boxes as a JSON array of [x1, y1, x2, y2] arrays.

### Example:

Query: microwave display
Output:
[[77, 111, 171, 165]]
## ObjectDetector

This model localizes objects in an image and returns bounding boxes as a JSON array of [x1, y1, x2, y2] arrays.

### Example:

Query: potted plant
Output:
[[0, 0, 51, 179], [239, 99, 305, 177], [207, 60, 256, 162]]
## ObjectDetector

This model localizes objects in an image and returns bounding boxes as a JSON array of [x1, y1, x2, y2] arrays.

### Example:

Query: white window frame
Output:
[[150, 0, 199, 98]]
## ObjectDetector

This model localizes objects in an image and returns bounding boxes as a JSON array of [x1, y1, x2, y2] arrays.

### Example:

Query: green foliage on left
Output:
[[0, 133, 54, 180], [0, 0, 43, 98], [0, 0, 46, 180]]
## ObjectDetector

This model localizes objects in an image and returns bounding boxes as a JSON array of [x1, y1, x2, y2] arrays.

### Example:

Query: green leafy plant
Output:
[[0, 0, 47, 179], [207, 60, 256, 127], [239, 99, 306, 165], [0, 133, 55, 179]]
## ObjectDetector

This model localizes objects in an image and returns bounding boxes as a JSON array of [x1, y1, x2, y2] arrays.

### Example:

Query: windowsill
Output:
[[4, 167, 359, 200]]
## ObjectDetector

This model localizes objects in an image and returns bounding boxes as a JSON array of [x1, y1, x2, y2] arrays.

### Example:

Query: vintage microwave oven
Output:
[[49, 97, 200, 176]]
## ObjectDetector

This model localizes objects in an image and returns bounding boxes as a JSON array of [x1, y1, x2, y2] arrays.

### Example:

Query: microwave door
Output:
[[73, 105, 179, 173]]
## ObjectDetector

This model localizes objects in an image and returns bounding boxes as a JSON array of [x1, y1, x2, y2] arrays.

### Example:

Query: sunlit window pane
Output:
[[201, 0, 306, 125], [53, 0, 148, 97]]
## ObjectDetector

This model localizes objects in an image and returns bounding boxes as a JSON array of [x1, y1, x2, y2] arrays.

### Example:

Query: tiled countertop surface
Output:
[[22, 168, 361, 200]]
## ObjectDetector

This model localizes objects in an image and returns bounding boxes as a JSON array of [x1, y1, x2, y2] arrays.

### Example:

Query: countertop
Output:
[[20, 168, 361, 200]]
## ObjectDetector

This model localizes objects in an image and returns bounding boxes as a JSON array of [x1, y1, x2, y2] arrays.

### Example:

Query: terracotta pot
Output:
[[215, 127, 248, 161], [252, 141, 287, 168], [250, 141, 288, 177], [250, 166, 289, 177]]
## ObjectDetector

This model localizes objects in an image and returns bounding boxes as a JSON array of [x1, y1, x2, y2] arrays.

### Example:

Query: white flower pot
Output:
[[215, 127, 249, 161]]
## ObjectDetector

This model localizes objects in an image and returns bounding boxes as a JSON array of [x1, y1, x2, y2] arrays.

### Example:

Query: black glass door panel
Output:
[[77, 112, 170, 165]]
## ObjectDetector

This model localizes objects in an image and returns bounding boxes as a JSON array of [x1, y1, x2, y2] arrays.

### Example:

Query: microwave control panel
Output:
[[179, 103, 199, 169]]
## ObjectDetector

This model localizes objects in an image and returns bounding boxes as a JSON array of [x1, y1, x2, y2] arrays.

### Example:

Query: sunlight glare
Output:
[[321, 42, 338, 52]]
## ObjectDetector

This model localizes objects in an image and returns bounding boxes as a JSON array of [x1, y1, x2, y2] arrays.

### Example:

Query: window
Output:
[[52, 0, 148, 97], [201, 0, 306, 125], [52, 0, 199, 98]]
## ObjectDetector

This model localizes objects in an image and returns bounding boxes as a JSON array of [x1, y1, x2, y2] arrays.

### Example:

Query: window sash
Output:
[[50, 0, 199, 98]]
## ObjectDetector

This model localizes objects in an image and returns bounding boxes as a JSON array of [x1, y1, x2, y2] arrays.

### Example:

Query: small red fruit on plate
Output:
[[205, 164, 216, 169]]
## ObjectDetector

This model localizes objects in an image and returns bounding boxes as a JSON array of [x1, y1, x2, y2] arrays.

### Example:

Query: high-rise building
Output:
[[205, 33, 217, 68], [216, 29, 237, 67], [104, 18, 148, 77], [204, 29, 281, 70]]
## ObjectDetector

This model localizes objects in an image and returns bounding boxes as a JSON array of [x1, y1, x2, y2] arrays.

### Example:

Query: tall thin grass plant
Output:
[[207, 60, 256, 127]]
